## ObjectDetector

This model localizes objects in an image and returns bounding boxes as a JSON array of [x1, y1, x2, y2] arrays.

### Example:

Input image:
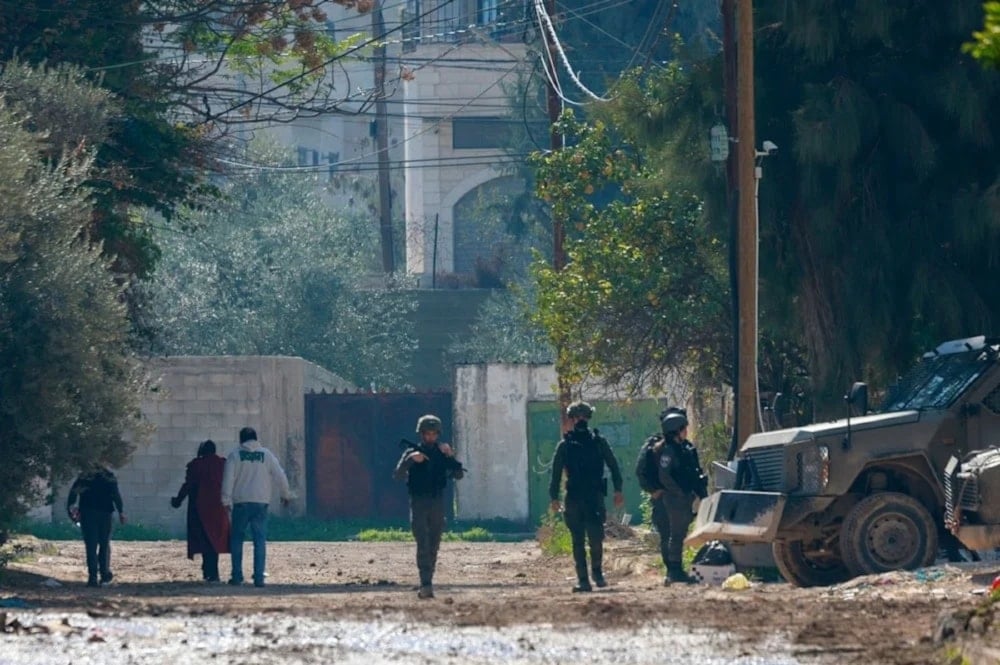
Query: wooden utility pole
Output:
[[735, 0, 757, 448], [722, 0, 740, 459], [544, 0, 566, 271], [540, 0, 571, 431], [373, 0, 395, 273]]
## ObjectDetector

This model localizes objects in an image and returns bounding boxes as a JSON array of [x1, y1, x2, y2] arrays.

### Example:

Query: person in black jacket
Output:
[[549, 401, 624, 592], [66, 464, 126, 587], [393, 414, 464, 599], [636, 408, 707, 585]]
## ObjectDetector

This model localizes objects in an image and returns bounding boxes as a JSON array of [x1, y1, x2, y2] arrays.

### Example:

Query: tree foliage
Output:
[[0, 1, 370, 277], [594, 3, 1000, 414], [0, 74, 146, 532], [137, 142, 415, 387], [966, 1, 1000, 66], [530, 112, 729, 393]]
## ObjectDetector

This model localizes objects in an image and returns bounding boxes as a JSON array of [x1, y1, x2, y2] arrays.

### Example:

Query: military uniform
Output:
[[636, 410, 707, 584], [549, 401, 623, 592], [67, 466, 124, 587], [394, 415, 464, 599]]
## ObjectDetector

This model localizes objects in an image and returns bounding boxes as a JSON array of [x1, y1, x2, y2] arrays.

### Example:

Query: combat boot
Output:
[[572, 578, 593, 593], [417, 584, 435, 599], [666, 563, 697, 585], [592, 570, 608, 588]]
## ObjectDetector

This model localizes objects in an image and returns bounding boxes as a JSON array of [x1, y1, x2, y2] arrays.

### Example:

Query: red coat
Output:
[[175, 455, 230, 557]]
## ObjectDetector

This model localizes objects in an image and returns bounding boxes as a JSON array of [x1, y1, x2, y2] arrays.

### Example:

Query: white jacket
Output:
[[221, 439, 292, 507]]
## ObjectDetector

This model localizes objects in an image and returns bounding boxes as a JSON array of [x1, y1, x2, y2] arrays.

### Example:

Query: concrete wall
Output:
[[453, 364, 690, 523], [107, 356, 352, 535]]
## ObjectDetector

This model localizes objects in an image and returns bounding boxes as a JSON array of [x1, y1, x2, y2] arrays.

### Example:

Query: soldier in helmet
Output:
[[549, 400, 624, 592], [636, 408, 708, 584], [393, 414, 464, 599]]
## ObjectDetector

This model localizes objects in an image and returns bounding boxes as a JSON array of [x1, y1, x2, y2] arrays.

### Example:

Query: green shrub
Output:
[[357, 528, 414, 542], [536, 510, 572, 556]]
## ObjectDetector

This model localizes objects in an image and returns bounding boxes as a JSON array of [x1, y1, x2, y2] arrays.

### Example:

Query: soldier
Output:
[[66, 463, 126, 588], [549, 401, 624, 593], [393, 414, 465, 600], [637, 408, 708, 585]]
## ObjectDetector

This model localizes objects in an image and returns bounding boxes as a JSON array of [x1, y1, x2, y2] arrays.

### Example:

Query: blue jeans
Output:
[[230, 502, 269, 584]]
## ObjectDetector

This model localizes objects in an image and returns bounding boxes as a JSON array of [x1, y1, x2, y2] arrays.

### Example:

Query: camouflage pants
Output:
[[564, 495, 606, 581], [410, 495, 445, 586], [652, 495, 693, 565]]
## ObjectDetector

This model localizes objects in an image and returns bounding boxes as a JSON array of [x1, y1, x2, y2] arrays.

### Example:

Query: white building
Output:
[[160, 0, 533, 286]]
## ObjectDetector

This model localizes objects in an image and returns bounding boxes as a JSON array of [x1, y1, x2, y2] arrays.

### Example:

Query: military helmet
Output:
[[566, 400, 595, 419], [416, 414, 442, 434], [661, 411, 689, 434]]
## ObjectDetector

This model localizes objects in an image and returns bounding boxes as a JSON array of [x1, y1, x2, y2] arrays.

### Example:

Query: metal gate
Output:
[[526, 399, 665, 525], [305, 391, 453, 521]]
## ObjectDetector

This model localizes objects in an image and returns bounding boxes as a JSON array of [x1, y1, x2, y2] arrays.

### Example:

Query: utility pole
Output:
[[373, 0, 395, 273], [735, 0, 757, 449], [540, 0, 571, 430], [544, 0, 566, 271], [721, 0, 741, 459]]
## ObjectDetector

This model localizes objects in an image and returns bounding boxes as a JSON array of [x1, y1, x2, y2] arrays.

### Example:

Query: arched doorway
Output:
[[452, 175, 525, 286]]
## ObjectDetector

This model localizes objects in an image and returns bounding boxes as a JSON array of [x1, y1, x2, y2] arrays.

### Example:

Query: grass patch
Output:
[[356, 526, 497, 543], [536, 511, 572, 556], [12, 516, 520, 544], [13, 519, 171, 541]]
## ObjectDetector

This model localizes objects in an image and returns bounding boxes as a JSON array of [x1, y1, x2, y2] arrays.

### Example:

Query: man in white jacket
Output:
[[221, 427, 292, 587]]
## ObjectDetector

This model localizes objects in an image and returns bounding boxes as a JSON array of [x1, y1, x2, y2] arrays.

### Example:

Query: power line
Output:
[[197, 0, 460, 124], [533, 0, 611, 102]]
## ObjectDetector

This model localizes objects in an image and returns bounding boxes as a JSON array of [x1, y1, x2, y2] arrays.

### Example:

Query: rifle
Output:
[[399, 438, 467, 473]]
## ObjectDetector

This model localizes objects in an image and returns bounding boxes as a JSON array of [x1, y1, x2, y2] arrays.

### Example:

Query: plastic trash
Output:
[[721, 573, 751, 591], [990, 575, 1000, 593]]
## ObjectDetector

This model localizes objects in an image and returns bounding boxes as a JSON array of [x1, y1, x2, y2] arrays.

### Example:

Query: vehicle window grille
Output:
[[744, 447, 784, 491]]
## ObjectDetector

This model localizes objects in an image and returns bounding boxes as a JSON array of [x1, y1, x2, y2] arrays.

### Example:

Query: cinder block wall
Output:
[[64, 356, 351, 535]]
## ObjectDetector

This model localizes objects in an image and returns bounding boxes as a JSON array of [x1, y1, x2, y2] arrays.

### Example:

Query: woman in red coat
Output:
[[171, 440, 230, 581]]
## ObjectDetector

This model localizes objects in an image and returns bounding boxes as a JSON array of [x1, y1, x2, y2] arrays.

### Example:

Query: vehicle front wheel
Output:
[[841, 492, 938, 577], [772, 539, 851, 587]]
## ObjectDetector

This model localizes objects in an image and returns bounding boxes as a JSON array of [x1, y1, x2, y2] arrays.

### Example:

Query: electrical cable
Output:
[[532, 0, 611, 102], [197, 0, 459, 124], [214, 58, 524, 172]]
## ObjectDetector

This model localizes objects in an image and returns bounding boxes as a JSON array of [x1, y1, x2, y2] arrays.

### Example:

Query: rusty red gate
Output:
[[305, 391, 453, 521]]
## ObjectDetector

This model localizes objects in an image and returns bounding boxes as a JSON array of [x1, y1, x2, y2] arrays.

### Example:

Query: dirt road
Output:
[[0, 537, 991, 664]]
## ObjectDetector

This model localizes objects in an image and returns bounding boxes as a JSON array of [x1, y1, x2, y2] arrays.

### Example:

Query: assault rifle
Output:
[[399, 438, 467, 474]]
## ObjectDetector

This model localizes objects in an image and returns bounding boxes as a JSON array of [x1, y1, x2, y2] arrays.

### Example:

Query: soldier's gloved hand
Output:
[[410, 452, 427, 463], [170, 496, 182, 509], [438, 443, 454, 457], [613, 491, 624, 508]]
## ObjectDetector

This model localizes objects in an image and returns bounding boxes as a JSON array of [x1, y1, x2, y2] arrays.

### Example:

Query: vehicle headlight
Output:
[[797, 445, 830, 494]]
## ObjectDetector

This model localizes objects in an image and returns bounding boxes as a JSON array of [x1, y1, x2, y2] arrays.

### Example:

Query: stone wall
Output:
[[64, 356, 352, 535]]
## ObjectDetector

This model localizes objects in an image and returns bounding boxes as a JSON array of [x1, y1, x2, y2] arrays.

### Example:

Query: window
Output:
[[452, 117, 512, 149]]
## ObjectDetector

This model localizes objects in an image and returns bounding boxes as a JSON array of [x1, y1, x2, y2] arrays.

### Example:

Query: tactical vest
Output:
[[563, 428, 606, 498], [405, 445, 455, 498], [638, 435, 665, 491]]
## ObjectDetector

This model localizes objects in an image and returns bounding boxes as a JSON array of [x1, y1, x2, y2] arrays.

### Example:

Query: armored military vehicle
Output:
[[687, 336, 1000, 586]]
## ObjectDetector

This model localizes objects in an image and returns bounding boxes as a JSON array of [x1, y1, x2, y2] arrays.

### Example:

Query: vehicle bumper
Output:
[[685, 490, 786, 548]]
